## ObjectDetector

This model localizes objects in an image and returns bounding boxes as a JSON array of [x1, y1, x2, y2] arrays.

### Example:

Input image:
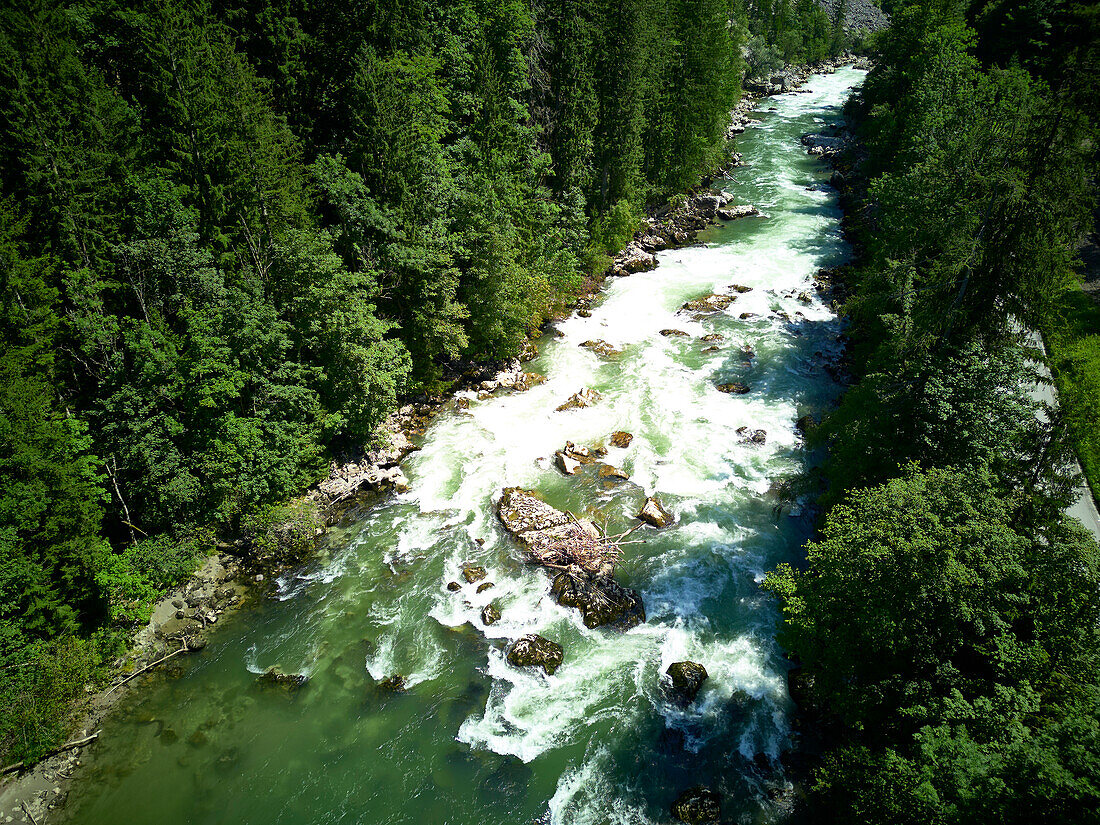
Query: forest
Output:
[[765, 0, 1100, 821], [0, 0, 847, 766], [4, 0, 1100, 822]]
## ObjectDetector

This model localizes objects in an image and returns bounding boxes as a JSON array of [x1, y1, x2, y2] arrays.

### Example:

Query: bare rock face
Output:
[[637, 496, 674, 528], [556, 387, 602, 412], [666, 661, 709, 703], [660, 329, 690, 338], [481, 604, 501, 626], [671, 786, 721, 824], [506, 634, 563, 675], [638, 234, 667, 252]]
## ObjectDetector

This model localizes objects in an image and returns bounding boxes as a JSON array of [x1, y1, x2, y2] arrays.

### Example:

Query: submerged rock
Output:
[[556, 387, 602, 412], [716, 382, 750, 395], [551, 574, 646, 630], [637, 496, 674, 528], [795, 414, 817, 435], [610, 431, 634, 448], [378, 674, 407, 692], [671, 786, 721, 824], [737, 427, 767, 445], [666, 661, 709, 703], [506, 634, 563, 675], [258, 667, 308, 691]]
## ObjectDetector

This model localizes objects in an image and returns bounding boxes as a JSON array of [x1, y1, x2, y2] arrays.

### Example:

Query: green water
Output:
[[64, 68, 865, 825]]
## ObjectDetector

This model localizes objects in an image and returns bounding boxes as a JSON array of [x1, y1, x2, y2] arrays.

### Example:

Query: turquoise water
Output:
[[64, 68, 864, 825]]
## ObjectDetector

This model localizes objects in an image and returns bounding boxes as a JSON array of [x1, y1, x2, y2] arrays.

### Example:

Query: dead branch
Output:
[[102, 641, 191, 698]]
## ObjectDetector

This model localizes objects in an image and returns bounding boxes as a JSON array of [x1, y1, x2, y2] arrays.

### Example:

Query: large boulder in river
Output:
[[462, 564, 487, 584], [637, 496, 674, 528], [666, 661, 709, 703], [671, 786, 721, 824], [611, 243, 658, 276], [497, 488, 571, 535], [681, 294, 734, 313], [551, 573, 646, 630], [717, 204, 759, 221], [506, 634, 563, 675], [610, 431, 633, 448], [555, 451, 581, 476], [497, 489, 647, 630], [556, 387, 601, 412]]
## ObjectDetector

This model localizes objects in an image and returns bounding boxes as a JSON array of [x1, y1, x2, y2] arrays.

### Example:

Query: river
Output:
[[64, 66, 865, 825]]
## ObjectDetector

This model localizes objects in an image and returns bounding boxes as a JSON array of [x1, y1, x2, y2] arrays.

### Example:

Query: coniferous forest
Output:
[[2, 0, 1100, 823], [1, 0, 843, 765]]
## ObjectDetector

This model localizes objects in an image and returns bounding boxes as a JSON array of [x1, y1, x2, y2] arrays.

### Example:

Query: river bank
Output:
[[2, 63, 867, 825]]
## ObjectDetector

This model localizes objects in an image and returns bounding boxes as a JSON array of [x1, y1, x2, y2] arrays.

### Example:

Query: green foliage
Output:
[[771, 4, 1100, 822], [0, 634, 109, 765], [767, 468, 1100, 824], [1043, 278, 1100, 504], [242, 500, 325, 565]]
